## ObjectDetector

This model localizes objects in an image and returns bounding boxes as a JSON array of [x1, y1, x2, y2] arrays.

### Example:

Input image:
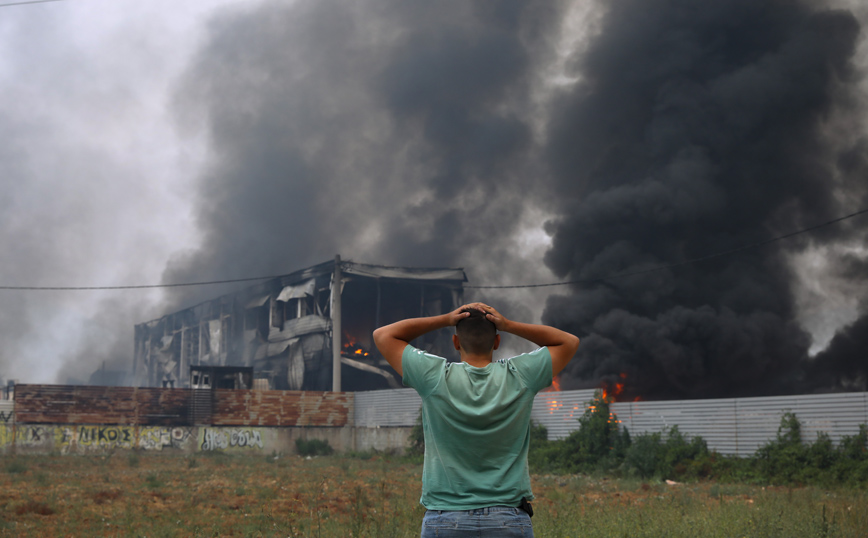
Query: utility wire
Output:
[[466, 206, 868, 289], [0, 274, 281, 291], [1, 207, 866, 292], [0, 0, 64, 7]]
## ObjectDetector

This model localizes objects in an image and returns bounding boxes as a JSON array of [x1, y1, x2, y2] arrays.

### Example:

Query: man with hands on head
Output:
[[373, 302, 580, 538]]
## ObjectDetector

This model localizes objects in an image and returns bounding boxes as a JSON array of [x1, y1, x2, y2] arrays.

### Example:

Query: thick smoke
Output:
[[542, 0, 868, 398], [164, 0, 561, 313], [165, 0, 867, 399]]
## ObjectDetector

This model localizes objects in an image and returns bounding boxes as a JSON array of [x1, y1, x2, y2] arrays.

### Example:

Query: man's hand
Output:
[[470, 303, 510, 332], [447, 305, 474, 326], [374, 306, 476, 376], [467, 303, 580, 378]]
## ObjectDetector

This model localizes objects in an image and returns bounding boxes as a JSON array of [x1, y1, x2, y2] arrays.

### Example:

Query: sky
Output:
[[1, 0, 866, 399]]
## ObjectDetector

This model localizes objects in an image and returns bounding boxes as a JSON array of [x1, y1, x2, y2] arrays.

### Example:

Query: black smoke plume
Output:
[[542, 0, 868, 399], [165, 0, 867, 399]]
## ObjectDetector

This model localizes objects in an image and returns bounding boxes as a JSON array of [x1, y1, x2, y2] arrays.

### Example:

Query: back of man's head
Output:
[[455, 308, 497, 355]]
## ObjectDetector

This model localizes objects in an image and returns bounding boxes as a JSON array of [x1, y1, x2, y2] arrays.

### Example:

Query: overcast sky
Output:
[[1, 0, 866, 394]]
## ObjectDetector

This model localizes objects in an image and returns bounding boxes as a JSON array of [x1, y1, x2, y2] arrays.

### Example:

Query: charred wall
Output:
[[133, 261, 466, 392]]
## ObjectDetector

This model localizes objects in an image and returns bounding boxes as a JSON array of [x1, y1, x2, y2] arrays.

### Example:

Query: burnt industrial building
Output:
[[133, 257, 466, 391]]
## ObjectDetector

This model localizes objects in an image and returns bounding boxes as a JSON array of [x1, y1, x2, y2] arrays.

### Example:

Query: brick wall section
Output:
[[14, 385, 352, 427], [210, 390, 352, 427], [14, 385, 190, 425]]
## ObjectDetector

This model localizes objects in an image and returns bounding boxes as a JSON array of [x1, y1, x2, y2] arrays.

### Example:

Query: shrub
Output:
[[528, 422, 573, 473], [625, 432, 663, 478], [529, 391, 632, 474], [295, 438, 334, 457], [755, 411, 811, 484], [623, 427, 709, 480]]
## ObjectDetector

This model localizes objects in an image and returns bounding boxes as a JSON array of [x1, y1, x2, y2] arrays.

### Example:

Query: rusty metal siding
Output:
[[209, 390, 353, 427]]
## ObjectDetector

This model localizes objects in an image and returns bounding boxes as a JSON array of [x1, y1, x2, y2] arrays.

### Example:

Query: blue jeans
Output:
[[421, 506, 533, 537]]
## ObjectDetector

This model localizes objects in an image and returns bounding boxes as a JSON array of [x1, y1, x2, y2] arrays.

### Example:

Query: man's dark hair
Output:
[[455, 308, 497, 354]]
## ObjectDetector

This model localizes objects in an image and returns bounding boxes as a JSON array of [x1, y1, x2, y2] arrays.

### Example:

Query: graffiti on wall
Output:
[[0, 425, 13, 449], [139, 427, 195, 451], [0, 410, 13, 424], [16, 426, 54, 447], [200, 428, 264, 451], [3, 425, 272, 453], [77, 426, 135, 448]]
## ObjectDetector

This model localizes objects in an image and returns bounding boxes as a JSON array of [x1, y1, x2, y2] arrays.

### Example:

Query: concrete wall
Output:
[[0, 423, 413, 456], [4, 386, 409, 455]]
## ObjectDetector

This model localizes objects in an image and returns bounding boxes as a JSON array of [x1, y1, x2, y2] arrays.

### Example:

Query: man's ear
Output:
[[452, 334, 461, 350], [493, 334, 501, 350]]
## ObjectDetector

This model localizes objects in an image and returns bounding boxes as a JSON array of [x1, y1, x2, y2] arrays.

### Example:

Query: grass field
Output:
[[1, 452, 866, 537]]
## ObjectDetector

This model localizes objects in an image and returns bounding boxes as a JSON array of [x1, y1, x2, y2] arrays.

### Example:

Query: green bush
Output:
[[748, 412, 868, 487], [529, 391, 631, 474], [530, 401, 868, 488], [528, 422, 573, 473], [624, 426, 709, 480], [295, 438, 334, 457]]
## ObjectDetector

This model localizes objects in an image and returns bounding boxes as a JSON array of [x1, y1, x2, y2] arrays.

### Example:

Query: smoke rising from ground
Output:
[[540, 0, 868, 398], [163, 0, 868, 399], [163, 0, 563, 311], [4, 0, 862, 396]]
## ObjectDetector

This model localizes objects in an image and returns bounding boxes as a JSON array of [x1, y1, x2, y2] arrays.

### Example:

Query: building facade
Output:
[[133, 259, 466, 391]]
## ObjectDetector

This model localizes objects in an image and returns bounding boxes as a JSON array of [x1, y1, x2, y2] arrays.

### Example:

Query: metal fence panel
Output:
[[530, 390, 597, 440], [0, 400, 13, 425], [540, 390, 868, 456], [354, 388, 421, 427], [354, 387, 868, 457]]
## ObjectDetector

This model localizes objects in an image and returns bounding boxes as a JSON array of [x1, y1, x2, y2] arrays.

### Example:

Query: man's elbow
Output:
[[569, 334, 580, 353], [372, 327, 387, 351]]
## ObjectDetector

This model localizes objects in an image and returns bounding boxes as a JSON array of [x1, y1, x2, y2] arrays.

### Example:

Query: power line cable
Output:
[[0, 275, 282, 291], [465, 206, 868, 289], [0, 0, 64, 7], [1, 207, 866, 292]]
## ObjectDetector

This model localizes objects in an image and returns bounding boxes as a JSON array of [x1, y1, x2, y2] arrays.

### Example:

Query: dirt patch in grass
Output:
[[14, 500, 55, 516]]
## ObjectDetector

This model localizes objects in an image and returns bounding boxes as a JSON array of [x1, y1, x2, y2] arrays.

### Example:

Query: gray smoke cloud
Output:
[[163, 0, 564, 312], [161, 0, 868, 399], [5, 0, 857, 395], [165, 0, 867, 399], [541, 0, 868, 398], [0, 2, 208, 385]]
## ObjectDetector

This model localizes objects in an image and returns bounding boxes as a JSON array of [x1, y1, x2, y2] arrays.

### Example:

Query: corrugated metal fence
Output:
[[355, 388, 421, 427], [355, 388, 868, 456]]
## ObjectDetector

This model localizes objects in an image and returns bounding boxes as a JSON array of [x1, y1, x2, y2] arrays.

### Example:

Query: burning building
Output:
[[133, 257, 466, 391]]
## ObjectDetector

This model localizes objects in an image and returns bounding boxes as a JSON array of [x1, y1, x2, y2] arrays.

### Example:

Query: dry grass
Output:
[[0, 452, 865, 537]]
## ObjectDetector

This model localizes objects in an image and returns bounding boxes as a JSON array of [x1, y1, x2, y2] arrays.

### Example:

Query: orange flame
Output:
[[542, 375, 562, 393], [601, 372, 628, 402], [342, 332, 369, 356]]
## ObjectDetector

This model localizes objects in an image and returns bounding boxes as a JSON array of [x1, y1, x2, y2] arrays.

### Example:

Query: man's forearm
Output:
[[500, 319, 579, 349], [373, 314, 452, 345]]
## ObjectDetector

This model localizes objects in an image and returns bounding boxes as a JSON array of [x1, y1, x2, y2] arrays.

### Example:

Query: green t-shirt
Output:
[[401, 344, 553, 510]]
